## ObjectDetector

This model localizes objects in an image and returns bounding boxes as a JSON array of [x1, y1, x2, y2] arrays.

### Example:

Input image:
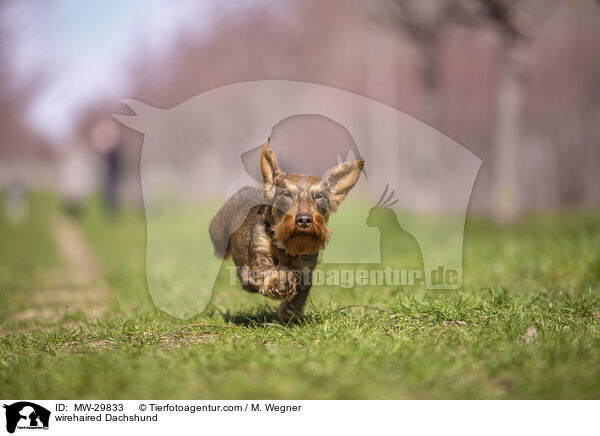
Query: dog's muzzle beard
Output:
[[273, 212, 330, 256]]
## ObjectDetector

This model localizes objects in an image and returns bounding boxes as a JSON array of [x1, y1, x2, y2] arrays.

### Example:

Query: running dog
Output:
[[209, 140, 364, 323]]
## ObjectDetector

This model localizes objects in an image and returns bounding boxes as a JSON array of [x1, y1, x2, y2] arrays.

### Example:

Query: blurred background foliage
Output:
[[0, 0, 599, 219]]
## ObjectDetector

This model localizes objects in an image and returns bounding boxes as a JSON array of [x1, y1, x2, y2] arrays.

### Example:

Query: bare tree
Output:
[[476, 0, 530, 223], [0, 2, 50, 171], [361, 0, 454, 126], [362, 0, 555, 221]]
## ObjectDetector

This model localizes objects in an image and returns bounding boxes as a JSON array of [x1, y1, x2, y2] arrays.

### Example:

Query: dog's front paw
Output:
[[278, 300, 304, 324], [260, 269, 297, 300]]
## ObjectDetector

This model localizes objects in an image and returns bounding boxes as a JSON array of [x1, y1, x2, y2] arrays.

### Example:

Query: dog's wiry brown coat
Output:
[[210, 141, 364, 323]]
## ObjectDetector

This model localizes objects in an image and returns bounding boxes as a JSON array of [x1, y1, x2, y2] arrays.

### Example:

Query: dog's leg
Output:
[[278, 285, 311, 324], [247, 256, 297, 299], [249, 224, 297, 299], [260, 267, 298, 299], [278, 259, 316, 324]]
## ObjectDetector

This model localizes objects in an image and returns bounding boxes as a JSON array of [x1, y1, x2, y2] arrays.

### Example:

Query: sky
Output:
[[7, 0, 213, 142]]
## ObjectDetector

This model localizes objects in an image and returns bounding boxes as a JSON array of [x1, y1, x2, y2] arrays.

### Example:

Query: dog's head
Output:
[[260, 140, 365, 256]]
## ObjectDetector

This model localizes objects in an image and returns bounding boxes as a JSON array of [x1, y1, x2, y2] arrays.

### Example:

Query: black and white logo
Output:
[[3, 402, 50, 434]]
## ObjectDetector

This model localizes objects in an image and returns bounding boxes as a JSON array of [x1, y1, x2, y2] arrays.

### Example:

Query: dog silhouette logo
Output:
[[114, 80, 481, 318], [3, 402, 50, 434]]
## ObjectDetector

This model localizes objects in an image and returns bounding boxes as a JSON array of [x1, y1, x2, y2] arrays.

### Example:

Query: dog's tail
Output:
[[209, 186, 263, 259]]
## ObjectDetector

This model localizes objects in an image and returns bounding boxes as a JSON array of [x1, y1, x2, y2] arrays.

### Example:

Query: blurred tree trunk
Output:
[[420, 39, 442, 128], [482, 0, 542, 222], [582, 107, 600, 207], [490, 45, 526, 222]]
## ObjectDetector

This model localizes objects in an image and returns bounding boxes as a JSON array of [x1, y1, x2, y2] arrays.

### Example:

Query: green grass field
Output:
[[1, 193, 599, 399]]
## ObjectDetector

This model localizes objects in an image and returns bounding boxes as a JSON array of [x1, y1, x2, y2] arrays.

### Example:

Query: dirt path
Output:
[[13, 214, 109, 322]]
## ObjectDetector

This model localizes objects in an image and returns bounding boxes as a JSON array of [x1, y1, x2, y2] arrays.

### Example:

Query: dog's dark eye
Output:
[[315, 192, 325, 200], [282, 190, 292, 199]]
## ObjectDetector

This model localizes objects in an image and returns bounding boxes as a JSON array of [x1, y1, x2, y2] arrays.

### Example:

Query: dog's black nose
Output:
[[295, 214, 313, 229]]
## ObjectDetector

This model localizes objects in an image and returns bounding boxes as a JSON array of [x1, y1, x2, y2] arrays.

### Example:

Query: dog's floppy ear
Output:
[[260, 139, 284, 201], [327, 158, 365, 211]]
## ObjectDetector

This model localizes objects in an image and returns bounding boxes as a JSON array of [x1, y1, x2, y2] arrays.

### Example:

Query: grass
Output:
[[0, 194, 599, 399], [0, 193, 60, 313]]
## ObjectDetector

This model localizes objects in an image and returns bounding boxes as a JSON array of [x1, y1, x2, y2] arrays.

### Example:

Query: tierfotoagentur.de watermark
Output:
[[227, 265, 459, 289]]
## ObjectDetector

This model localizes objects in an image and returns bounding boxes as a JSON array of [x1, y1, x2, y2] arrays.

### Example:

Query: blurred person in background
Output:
[[91, 118, 123, 212]]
